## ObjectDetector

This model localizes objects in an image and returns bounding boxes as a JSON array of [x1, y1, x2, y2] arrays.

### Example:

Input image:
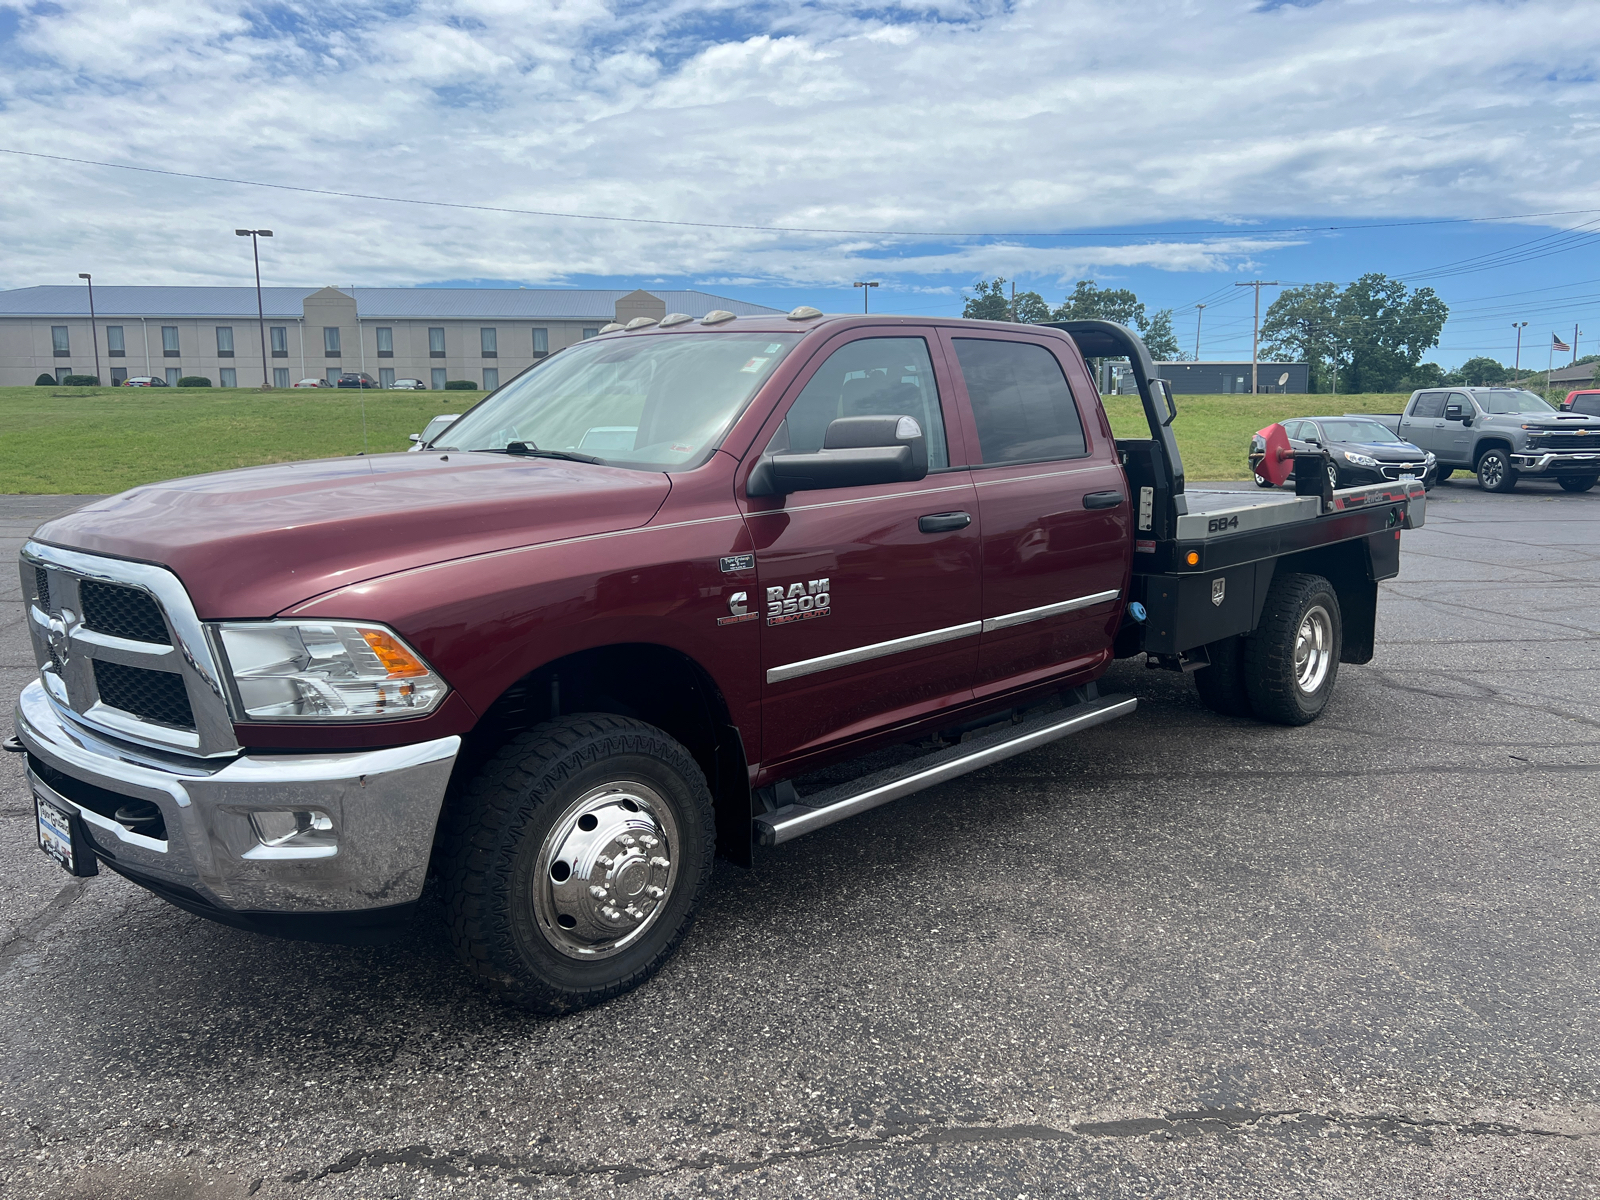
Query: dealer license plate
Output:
[[1399, 473, 1416, 480], [34, 789, 79, 874]]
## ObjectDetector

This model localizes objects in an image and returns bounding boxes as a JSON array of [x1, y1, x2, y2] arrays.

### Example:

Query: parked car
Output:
[[337, 373, 379, 389], [406, 413, 461, 451], [1563, 389, 1600, 416], [1366, 387, 1600, 493], [1250, 416, 1436, 490], [390, 378, 428, 390], [15, 315, 1426, 1014], [293, 378, 332, 388], [122, 376, 168, 387]]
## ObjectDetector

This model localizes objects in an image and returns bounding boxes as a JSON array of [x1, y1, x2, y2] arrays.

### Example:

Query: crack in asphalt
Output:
[[1367, 668, 1600, 732], [299, 1108, 1588, 1186], [0, 877, 90, 974]]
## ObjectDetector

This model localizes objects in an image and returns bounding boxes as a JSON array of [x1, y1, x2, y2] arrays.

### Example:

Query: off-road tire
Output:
[[1244, 572, 1342, 726], [1558, 474, 1598, 493], [440, 714, 715, 1014], [1254, 473, 1275, 489], [1477, 448, 1518, 493], [1194, 635, 1252, 717]]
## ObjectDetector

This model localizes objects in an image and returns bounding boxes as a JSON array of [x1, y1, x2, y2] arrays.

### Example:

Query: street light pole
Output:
[[1235, 281, 1280, 395], [853, 281, 879, 313], [236, 229, 274, 387], [77, 273, 100, 385], [1512, 322, 1527, 384], [1193, 303, 1205, 361]]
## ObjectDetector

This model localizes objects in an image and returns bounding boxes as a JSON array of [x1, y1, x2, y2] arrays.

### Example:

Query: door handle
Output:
[[1083, 491, 1125, 510], [918, 511, 971, 533]]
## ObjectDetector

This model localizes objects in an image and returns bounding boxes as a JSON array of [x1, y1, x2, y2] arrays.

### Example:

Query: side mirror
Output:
[[1445, 404, 1463, 418], [748, 415, 928, 497], [408, 433, 422, 443]]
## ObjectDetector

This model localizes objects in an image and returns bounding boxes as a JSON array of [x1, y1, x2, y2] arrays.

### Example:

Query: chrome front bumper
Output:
[[1511, 450, 1600, 473], [14, 680, 459, 915]]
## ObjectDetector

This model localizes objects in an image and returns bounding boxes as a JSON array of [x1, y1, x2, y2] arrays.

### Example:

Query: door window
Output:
[[273, 368, 290, 388], [379, 367, 395, 388], [1411, 392, 1446, 419], [953, 338, 1086, 464], [431, 367, 447, 390], [110, 367, 127, 385], [326, 367, 341, 384], [165, 368, 180, 386], [219, 368, 237, 387], [780, 337, 949, 469], [1446, 392, 1473, 418]]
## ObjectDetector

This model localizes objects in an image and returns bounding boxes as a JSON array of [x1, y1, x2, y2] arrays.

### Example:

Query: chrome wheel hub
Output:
[[1294, 604, 1333, 695], [534, 782, 678, 960], [1482, 457, 1503, 486]]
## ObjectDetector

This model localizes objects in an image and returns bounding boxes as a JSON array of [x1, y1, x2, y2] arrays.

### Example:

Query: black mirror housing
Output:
[[748, 415, 928, 496]]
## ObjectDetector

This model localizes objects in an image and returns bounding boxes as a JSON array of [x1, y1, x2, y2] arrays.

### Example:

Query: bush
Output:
[[35, 373, 55, 386], [62, 374, 100, 386], [444, 379, 477, 390], [177, 376, 212, 387]]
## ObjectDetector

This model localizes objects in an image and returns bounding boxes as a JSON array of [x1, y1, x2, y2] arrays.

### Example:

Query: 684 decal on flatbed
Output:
[[767, 578, 831, 625], [1207, 514, 1240, 533]]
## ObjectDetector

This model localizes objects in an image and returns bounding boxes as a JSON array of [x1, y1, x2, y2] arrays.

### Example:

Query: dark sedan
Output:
[[336, 372, 379, 389], [1251, 416, 1436, 490]]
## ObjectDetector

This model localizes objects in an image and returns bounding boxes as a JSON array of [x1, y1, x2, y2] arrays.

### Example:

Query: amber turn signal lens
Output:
[[361, 629, 432, 678], [1185, 551, 1200, 566]]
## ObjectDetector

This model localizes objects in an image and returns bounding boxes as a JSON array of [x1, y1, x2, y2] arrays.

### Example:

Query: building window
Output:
[[582, 327, 599, 340], [325, 367, 341, 385], [220, 367, 237, 387], [376, 327, 394, 357], [379, 367, 395, 388], [107, 326, 126, 356], [532, 327, 549, 357], [111, 367, 128, 385], [56, 367, 73, 383], [431, 367, 447, 390], [324, 327, 341, 356], [429, 327, 445, 357], [216, 326, 235, 356], [162, 326, 180, 356], [270, 326, 288, 356], [165, 367, 181, 386], [273, 367, 290, 388], [52, 326, 70, 356], [481, 327, 497, 357], [483, 367, 499, 391]]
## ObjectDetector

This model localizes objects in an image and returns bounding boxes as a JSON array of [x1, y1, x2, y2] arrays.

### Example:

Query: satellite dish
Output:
[[1255, 423, 1295, 486], [1277, 372, 1290, 387]]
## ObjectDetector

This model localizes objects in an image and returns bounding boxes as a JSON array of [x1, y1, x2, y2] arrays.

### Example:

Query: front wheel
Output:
[[1326, 460, 1341, 491], [1434, 468, 1454, 482], [440, 715, 715, 1014], [1244, 573, 1342, 726], [1254, 472, 1275, 489], [1558, 474, 1598, 493], [1477, 448, 1518, 492]]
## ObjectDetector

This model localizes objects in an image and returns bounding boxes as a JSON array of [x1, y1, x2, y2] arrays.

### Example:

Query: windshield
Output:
[[1316, 419, 1403, 445], [1479, 389, 1554, 414], [420, 415, 459, 443], [436, 332, 804, 469]]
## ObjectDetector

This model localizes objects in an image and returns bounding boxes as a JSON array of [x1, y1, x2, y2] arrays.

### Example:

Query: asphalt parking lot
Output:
[[2, 477, 1598, 1199]]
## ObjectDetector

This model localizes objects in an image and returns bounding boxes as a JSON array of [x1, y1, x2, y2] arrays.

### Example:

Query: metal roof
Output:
[[0, 285, 782, 320]]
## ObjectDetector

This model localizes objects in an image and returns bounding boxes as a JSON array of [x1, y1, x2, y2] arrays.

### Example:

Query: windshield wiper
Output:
[[492, 441, 605, 464]]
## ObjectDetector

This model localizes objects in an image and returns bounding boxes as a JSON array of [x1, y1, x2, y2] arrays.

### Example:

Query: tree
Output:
[[1140, 308, 1181, 361], [1456, 356, 1508, 386], [1261, 283, 1340, 391], [1051, 280, 1145, 329], [963, 278, 1012, 322], [1334, 273, 1449, 393], [1013, 290, 1051, 324]]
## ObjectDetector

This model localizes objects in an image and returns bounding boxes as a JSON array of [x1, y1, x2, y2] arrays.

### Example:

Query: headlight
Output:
[[1343, 451, 1380, 467], [212, 621, 448, 721], [1424, 451, 1435, 464]]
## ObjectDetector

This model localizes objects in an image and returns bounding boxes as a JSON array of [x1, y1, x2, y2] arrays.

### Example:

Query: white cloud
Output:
[[0, 0, 1598, 290]]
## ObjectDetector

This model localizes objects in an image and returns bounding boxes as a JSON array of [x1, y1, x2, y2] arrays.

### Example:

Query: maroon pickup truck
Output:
[[12, 313, 1424, 1013]]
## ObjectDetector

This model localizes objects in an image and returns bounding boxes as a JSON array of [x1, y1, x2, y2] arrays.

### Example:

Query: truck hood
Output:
[[31, 452, 672, 618]]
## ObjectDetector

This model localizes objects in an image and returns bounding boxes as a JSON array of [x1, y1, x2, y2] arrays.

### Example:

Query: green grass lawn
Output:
[[1102, 392, 1412, 481], [0, 384, 1410, 493], [0, 386, 486, 493]]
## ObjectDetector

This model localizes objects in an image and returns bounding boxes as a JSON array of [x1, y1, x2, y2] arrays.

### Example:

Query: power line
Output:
[[8, 146, 1600, 241]]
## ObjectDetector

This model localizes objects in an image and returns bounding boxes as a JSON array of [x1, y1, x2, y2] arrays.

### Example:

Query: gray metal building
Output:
[[1153, 361, 1309, 394], [0, 285, 781, 388]]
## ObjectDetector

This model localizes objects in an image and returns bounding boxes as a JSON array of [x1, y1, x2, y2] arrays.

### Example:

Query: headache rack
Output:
[[1049, 321, 1425, 671]]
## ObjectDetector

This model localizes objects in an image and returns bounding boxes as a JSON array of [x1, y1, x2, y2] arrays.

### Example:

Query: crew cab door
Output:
[[939, 329, 1131, 698], [1401, 392, 1448, 456], [739, 331, 981, 767], [1441, 392, 1477, 462]]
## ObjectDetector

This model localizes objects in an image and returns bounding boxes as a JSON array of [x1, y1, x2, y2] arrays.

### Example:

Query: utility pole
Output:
[[1575, 322, 1582, 367], [1193, 304, 1205, 361], [1010, 281, 1016, 323], [1235, 281, 1280, 395], [853, 281, 879, 313], [77, 273, 100, 385], [236, 228, 274, 387], [1512, 322, 1527, 383]]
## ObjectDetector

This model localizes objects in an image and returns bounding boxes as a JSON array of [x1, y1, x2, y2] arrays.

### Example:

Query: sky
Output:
[[2, 0, 1600, 368]]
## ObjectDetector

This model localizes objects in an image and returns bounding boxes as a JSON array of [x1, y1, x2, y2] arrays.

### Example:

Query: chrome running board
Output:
[[753, 694, 1137, 847]]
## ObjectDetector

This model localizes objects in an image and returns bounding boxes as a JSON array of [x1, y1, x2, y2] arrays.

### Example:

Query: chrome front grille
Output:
[[21, 542, 239, 758]]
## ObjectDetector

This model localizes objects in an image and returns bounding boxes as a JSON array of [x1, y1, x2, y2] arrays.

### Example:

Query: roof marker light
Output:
[[700, 310, 736, 325], [788, 306, 823, 321], [624, 317, 659, 330], [598, 322, 624, 334], [659, 313, 693, 327]]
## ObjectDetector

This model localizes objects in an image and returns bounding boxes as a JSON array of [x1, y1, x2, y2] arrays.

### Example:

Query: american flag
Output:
[[1553, 333, 1572, 352]]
